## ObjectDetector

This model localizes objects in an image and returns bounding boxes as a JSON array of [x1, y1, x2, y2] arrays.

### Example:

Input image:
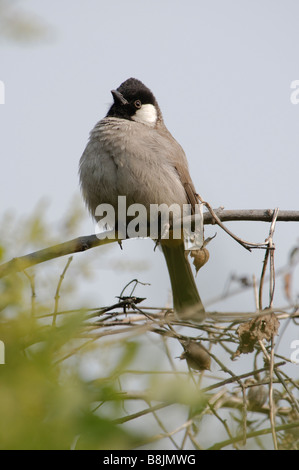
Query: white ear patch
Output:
[[132, 103, 157, 125]]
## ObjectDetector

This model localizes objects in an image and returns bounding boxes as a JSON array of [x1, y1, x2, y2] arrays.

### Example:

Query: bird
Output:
[[79, 78, 207, 321], [179, 340, 211, 371]]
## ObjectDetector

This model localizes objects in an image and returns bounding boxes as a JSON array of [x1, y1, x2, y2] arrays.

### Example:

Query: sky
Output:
[[0, 1, 299, 345]]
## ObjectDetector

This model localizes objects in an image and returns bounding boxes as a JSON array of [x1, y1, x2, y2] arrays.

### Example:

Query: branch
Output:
[[0, 232, 118, 278], [1, 209, 299, 278], [208, 421, 299, 450], [203, 208, 299, 223]]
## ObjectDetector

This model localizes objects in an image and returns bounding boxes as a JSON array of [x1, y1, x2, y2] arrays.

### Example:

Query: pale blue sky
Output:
[[1, 0, 299, 323]]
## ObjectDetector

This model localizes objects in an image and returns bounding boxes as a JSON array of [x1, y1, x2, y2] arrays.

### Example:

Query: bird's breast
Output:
[[80, 118, 188, 218]]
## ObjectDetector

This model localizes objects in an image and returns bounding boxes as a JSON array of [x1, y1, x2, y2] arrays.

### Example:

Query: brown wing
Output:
[[156, 121, 199, 214], [174, 162, 199, 215]]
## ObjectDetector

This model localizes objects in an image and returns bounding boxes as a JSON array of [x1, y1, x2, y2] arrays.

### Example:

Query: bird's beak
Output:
[[111, 89, 129, 105]]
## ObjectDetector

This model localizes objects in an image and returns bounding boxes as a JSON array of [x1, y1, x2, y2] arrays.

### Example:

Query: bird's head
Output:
[[107, 77, 161, 126]]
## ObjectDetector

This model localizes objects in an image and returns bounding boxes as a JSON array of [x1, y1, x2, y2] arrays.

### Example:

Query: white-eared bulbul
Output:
[[79, 78, 206, 321]]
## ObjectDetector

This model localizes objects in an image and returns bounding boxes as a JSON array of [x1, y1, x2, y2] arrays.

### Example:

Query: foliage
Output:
[[0, 205, 143, 449], [0, 204, 299, 450]]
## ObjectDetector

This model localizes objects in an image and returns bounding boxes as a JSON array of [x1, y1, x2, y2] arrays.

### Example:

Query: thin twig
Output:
[[146, 399, 180, 449], [253, 274, 259, 311], [23, 270, 36, 316], [112, 402, 171, 425], [198, 198, 272, 252], [259, 249, 270, 310], [142, 418, 199, 447], [208, 402, 240, 449], [202, 361, 285, 394], [274, 368, 299, 414], [258, 208, 279, 310], [52, 256, 73, 326], [269, 337, 278, 449], [208, 421, 299, 450], [259, 337, 278, 450], [268, 209, 279, 307]]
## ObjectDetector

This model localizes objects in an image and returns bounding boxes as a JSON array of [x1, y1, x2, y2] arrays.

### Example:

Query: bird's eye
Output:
[[134, 100, 142, 109]]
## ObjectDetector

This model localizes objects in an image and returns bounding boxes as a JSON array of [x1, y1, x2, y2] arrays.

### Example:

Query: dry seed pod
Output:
[[245, 379, 267, 409], [190, 248, 210, 273]]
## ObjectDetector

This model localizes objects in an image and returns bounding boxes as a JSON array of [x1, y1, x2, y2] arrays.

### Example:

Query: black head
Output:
[[106, 78, 160, 125]]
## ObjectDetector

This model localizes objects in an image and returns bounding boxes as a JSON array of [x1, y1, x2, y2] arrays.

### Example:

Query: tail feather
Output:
[[161, 242, 205, 322]]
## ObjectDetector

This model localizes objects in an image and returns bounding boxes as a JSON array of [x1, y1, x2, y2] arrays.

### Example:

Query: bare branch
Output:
[[208, 421, 299, 450], [1, 208, 299, 278], [203, 208, 299, 223]]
